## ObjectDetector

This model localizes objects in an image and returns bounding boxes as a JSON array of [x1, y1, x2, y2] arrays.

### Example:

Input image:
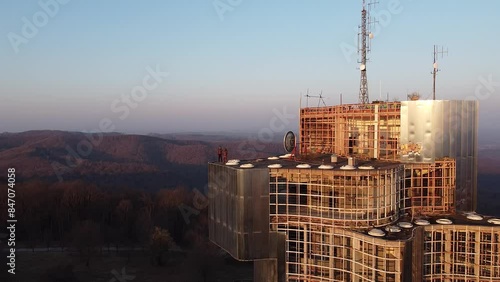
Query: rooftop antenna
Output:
[[432, 45, 448, 100], [305, 90, 327, 107], [299, 91, 302, 109], [305, 88, 310, 107], [358, 0, 378, 104], [379, 80, 382, 100], [318, 91, 327, 107]]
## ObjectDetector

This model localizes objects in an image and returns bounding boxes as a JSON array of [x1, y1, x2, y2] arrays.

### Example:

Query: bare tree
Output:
[[150, 226, 173, 266], [71, 220, 102, 267], [135, 209, 152, 251]]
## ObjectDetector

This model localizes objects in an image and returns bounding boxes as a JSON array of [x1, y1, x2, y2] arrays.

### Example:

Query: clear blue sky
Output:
[[1, 0, 499, 135]]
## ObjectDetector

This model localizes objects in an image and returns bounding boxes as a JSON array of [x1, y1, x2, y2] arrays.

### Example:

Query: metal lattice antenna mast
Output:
[[358, 0, 377, 104], [305, 90, 327, 108], [432, 45, 448, 100]]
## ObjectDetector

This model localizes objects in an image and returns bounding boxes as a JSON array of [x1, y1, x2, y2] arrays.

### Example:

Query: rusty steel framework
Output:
[[300, 100, 478, 212], [300, 102, 402, 160], [269, 165, 407, 281], [405, 159, 456, 216], [421, 225, 500, 281], [273, 224, 406, 282], [269, 165, 404, 229]]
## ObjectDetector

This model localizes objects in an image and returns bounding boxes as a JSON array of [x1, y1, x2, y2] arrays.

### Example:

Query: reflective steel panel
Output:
[[400, 100, 478, 211]]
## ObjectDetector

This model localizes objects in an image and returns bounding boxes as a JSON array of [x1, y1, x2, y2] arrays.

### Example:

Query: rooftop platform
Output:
[[213, 154, 402, 171], [362, 213, 500, 241]]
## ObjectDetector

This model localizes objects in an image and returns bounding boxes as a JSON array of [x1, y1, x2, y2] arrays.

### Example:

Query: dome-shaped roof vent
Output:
[[466, 214, 483, 221], [340, 165, 356, 170], [296, 164, 311, 169], [318, 165, 334, 170], [368, 228, 385, 237], [398, 222, 413, 229], [414, 219, 430, 226], [359, 165, 375, 170], [436, 218, 453, 225], [385, 225, 402, 233], [487, 218, 500, 225]]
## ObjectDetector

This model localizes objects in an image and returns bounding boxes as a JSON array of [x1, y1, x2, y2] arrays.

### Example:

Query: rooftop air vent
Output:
[[226, 160, 240, 166], [414, 219, 430, 226], [340, 165, 356, 170], [466, 214, 483, 221], [318, 165, 334, 170], [398, 222, 413, 229], [348, 157, 356, 166], [487, 218, 500, 225], [296, 164, 311, 169], [436, 218, 453, 225], [368, 228, 385, 237], [330, 154, 338, 163], [359, 165, 375, 170], [385, 225, 402, 233]]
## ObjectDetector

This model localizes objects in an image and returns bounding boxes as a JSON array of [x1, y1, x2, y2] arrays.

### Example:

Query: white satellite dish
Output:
[[369, 33, 374, 39], [433, 62, 438, 69], [360, 64, 366, 71]]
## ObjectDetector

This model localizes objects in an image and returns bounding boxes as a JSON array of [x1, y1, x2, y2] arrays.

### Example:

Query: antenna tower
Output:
[[358, 0, 378, 104], [305, 90, 327, 107], [432, 45, 448, 100]]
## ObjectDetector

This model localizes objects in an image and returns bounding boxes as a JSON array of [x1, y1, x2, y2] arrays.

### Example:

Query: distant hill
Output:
[[0, 130, 498, 215], [477, 144, 500, 216], [478, 145, 500, 174], [0, 131, 282, 190]]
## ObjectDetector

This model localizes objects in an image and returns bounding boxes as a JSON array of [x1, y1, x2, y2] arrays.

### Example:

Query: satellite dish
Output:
[[369, 33, 374, 39], [433, 62, 438, 69], [360, 64, 366, 71], [283, 131, 296, 153]]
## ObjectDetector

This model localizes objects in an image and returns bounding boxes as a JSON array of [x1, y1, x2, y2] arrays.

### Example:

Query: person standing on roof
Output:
[[222, 147, 228, 163], [217, 146, 223, 162]]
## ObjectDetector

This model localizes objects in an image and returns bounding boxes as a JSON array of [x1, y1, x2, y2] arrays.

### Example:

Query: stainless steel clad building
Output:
[[208, 163, 286, 281], [299, 100, 478, 211], [208, 99, 500, 282], [400, 100, 478, 211]]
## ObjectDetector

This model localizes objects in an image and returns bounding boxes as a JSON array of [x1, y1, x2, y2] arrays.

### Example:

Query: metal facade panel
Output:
[[208, 164, 239, 256], [401, 100, 478, 211], [208, 163, 272, 260]]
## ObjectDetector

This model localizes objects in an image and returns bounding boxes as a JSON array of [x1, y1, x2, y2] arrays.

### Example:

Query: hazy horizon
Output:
[[2, 0, 499, 134]]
